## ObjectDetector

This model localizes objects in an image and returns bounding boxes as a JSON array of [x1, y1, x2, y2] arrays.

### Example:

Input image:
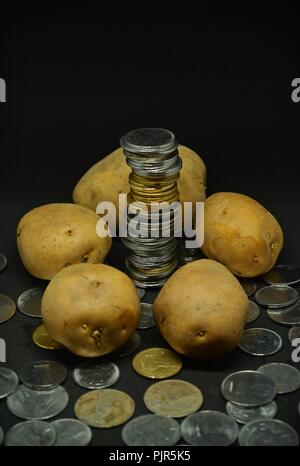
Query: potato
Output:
[[201, 193, 284, 277], [153, 259, 248, 359], [17, 203, 112, 280], [42, 263, 141, 357]]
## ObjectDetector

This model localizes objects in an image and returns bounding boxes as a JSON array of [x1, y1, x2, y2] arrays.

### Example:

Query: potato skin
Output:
[[153, 259, 249, 360], [17, 203, 112, 280], [42, 263, 141, 357], [201, 193, 284, 278]]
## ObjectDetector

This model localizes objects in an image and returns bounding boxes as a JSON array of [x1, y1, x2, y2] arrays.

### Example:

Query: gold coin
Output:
[[32, 324, 64, 350], [144, 379, 203, 418], [74, 389, 135, 428], [132, 348, 183, 379]]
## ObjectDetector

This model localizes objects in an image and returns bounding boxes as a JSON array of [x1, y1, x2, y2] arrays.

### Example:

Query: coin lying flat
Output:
[[268, 300, 300, 326], [239, 419, 299, 446], [226, 401, 277, 425], [262, 265, 300, 286], [137, 303, 156, 330], [221, 370, 276, 407], [136, 287, 145, 300], [144, 380, 203, 418], [239, 279, 257, 297], [51, 419, 92, 446], [0, 293, 16, 324], [257, 363, 300, 394], [288, 326, 300, 343], [19, 360, 68, 390], [17, 287, 44, 318], [0, 253, 7, 273], [111, 332, 141, 358], [238, 328, 282, 356], [5, 420, 56, 446], [246, 301, 260, 323], [74, 389, 135, 428], [72, 362, 120, 389], [0, 367, 19, 398], [122, 415, 181, 446], [32, 324, 64, 350], [255, 285, 298, 308], [7, 384, 69, 420], [132, 348, 182, 379]]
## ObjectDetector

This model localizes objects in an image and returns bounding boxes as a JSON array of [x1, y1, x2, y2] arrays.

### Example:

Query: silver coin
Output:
[[136, 287, 145, 300], [5, 420, 56, 446], [19, 360, 68, 390], [122, 414, 181, 446], [268, 300, 300, 326], [52, 419, 92, 446], [221, 370, 276, 407], [238, 328, 282, 356], [137, 303, 156, 330], [111, 331, 141, 358], [239, 279, 257, 297], [0, 367, 19, 398], [226, 401, 277, 425], [246, 301, 260, 323], [288, 326, 300, 343], [0, 293, 16, 324], [255, 285, 298, 308], [17, 287, 44, 318], [262, 265, 300, 286], [0, 426, 3, 445], [181, 411, 239, 446], [239, 419, 299, 446], [257, 363, 300, 394], [0, 253, 7, 272], [72, 362, 120, 389], [7, 384, 69, 420]]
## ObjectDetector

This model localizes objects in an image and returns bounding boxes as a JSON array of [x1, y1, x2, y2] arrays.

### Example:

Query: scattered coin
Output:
[[239, 419, 299, 446], [238, 328, 282, 356], [0, 367, 19, 399], [226, 401, 278, 425], [0, 253, 7, 272], [181, 411, 239, 446], [7, 384, 69, 420], [5, 420, 56, 446], [262, 265, 300, 286], [32, 324, 64, 350], [72, 362, 120, 389], [19, 360, 68, 390], [137, 303, 156, 330], [257, 363, 300, 394], [0, 293, 16, 324], [268, 301, 300, 326], [111, 331, 141, 358], [246, 301, 260, 323], [144, 379, 203, 418], [122, 414, 181, 446], [255, 285, 298, 308], [74, 389, 135, 428], [0, 426, 3, 445], [239, 279, 257, 297], [288, 326, 300, 343], [51, 419, 92, 446], [136, 287, 145, 300], [132, 348, 182, 379], [221, 370, 276, 407], [17, 287, 44, 318]]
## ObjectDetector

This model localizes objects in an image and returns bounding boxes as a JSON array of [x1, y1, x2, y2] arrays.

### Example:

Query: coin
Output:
[[239, 278, 257, 297], [239, 419, 299, 446], [226, 401, 277, 424], [7, 384, 69, 420], [268, 300, 300, 326], [0, 367, 19, 398], [19, 360, 68, 390], [262, 265, 300, 286], [257, 363, 300, 394], [0, 426, 3, 445], [246, 300, 260, 323], [132, 348, 182, 379], [5, 420, 56, 446], [51, 419, 92, 446], [122, 414, 181, 446], [0, 293, 16, 324], [137, 303, 156, 330], [144, 380, 203, 418], [17, 287, 44, 318], [288, 326, 300, 343], [32, 324, 64, 350], [255, 285, 298, 308], [136, 287, 145, 299], [221, 370, 276, 407], [238, 328, 282, 356], [72, 362, 120, 389], [74, 389, 135, 428], [111, 331, 141, 358], [0, 253, 7, 272]]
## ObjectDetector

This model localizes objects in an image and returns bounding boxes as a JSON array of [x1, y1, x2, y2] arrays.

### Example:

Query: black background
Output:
[[0, 2, 300, 447]]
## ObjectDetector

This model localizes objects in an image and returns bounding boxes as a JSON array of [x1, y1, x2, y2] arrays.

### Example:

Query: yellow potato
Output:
[[201, 193, 284, 277], [17, 203, 112, 280], [42, 263, 141, 357], [153, 259, 249, 360]]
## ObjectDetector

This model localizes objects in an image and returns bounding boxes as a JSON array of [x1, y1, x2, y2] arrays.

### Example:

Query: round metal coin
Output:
[[255, 285, 298, 308], [288, 326, 300, 343], [268, 301, 300, 326], [137, 303, 156, 329], [0, 293, 16, 324], [7, 384, 69, 420], [0, 253, 7, 272], [257, 363, 300, 394], [72, 362, 120, 389], [111, 331, 141, 358], [238, 328, 282, 356], [122, 414, 181, 446], [5, 420, 56, 446], [221, 370, 276, 407], [17, 287, 44, 318], [239, 279, 257, 297], [181, 411, 239, 446], [51, 419, 92, 446], [246, 301, 260, 323], [239, 419, 299, 446], [262, 265, 300, 286], [0, 367, 19, 398], [144, 380, 203, 418], [19, 360, 68, 390], [226, 401, 277, 425], [136, 287, 145, 299], [132, 348, 182, 379], [32, 324, 64, 350]]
